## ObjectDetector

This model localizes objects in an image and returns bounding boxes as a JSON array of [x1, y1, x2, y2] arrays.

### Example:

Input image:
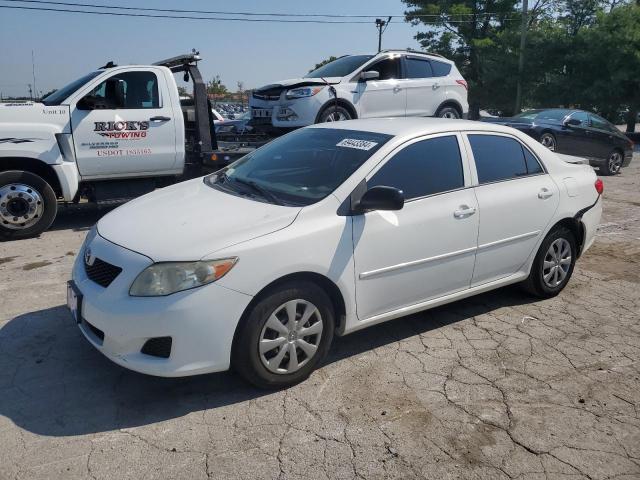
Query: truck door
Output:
[[70, 68, 178, 178]]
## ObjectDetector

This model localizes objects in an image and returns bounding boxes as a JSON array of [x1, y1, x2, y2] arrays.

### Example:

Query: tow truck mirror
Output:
[[77, 95, 98, 110], [360, 71, 380, 82]]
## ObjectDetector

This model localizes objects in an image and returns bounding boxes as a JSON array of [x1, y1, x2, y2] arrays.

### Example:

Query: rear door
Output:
[[70, 68, 177, 178], [465, 133, 559, 286], [355, 55, 406, 118], [403, 55, 440, 117], [352, 134, 478, 320], [588, 114, 616, 159]]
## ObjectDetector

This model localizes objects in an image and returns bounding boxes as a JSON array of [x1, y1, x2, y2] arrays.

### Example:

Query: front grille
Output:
[[85, 257, 122, 288], [141, 337, 172, 358]]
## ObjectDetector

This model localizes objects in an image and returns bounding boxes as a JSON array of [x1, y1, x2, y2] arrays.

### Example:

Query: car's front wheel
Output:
[[318, 105, 352, 123], [0, 170, 57, 240], [522, 225, 577, 298], [232, 281, 335, 389], [601, 149, 623, 176], [540, 132, 557, 151]]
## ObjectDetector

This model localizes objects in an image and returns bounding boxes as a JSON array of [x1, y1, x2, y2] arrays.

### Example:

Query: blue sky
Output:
[[0, 0, 421, 98]]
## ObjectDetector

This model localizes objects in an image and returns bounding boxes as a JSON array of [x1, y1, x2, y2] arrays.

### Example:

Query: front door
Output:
[[71, 68, 177, 178], [352, 134, 478, 320], [355, 56, 406, 118], [558, 111, 590, 156], [465, 133, 560, 285]]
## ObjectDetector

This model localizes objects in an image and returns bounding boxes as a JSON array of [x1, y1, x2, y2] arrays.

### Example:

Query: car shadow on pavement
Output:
[[0, 286, 537, 438], [49, 202, 119, 232]]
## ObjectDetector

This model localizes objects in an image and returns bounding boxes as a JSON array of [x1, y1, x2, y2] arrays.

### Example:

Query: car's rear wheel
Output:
[[436, 106, 461, 119], [522, 225, 577, 298], [318, 105, 352, 123], [601, 149, 623, 176], [232, 281, 335, 389], [0, 170, 57, 240], [540, 132, 557, 151]]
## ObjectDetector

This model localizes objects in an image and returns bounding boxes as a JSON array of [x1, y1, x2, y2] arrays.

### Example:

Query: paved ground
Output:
[[1, 158, 639, 480]]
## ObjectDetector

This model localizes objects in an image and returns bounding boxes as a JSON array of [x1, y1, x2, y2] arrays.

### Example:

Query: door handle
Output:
[[432, 83, 440, 90], [150, 116, 171, 122], [393, 86, 401, 93], [453, 205, 476, 218], [538, 188, 554, 199]]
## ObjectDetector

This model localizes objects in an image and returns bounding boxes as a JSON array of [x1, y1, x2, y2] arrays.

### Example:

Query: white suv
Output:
[[249, 50, 468, 130]]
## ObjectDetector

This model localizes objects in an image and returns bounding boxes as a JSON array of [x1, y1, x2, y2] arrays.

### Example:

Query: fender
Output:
[[435, 99, 464, 117], [314, 98, 358, 123]]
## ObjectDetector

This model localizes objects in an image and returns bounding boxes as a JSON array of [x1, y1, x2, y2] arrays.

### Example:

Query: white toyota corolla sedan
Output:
[[68, 118, 602, 388]]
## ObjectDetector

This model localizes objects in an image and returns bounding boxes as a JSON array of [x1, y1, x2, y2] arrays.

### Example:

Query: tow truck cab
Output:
[[0, 53, 254, 240]]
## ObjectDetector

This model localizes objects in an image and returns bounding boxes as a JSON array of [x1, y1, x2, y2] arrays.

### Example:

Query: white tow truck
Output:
[[0, 53, 261, 240]]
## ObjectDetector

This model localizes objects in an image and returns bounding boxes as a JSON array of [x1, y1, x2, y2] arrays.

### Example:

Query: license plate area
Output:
[[66, 280, 83, 324], [252, 108, 272, 119]]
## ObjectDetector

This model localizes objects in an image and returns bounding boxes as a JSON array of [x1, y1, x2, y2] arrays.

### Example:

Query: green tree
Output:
[[403, 0, 520, 118], [207, 75, 228, 96], [310, 56, 338, 73]]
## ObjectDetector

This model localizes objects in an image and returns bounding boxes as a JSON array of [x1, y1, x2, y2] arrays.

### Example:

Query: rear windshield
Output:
[[42, 71, 102, 105], [205, 128, 392, 206], [305, 55, 374, 78]]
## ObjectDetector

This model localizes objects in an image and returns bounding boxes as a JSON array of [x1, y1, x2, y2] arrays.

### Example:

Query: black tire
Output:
[[522, 225, 577, 298], [232, 281, 335, 389], [540, 132, 557, 151], [0, 170, 57, 241], [317, 105, 353, 123], [436, 106, 461, 119], [600, 149, 623, 176]]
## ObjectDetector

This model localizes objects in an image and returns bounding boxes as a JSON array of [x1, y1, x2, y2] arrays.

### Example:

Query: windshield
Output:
[[513, 110, 541, 120], [305, 55, 374, 79], [42, 71, 102, 106], [205, 128, 392, 206]]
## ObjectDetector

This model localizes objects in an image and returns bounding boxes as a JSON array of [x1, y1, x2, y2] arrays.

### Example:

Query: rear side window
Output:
[[405, 58, 433, 79], [431, 60, 452, 77], [469, 135, 543, 184], [368, 135, 464, 200]]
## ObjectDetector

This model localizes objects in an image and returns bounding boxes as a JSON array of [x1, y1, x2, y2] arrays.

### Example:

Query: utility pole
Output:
[[31, 50, 38, 101], [28, 84, 33, 101], [514, 0, 528, 115], [375, 17, 391, 52]]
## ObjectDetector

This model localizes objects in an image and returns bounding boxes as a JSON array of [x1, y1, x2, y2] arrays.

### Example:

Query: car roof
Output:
[[309, 117, 516, 138]]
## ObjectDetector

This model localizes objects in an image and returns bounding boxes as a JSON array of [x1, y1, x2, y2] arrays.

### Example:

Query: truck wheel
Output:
[[318, 105, 352, 123], [0, 170, 57, 240]]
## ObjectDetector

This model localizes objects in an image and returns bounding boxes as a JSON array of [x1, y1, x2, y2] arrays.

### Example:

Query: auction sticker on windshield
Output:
[[336, 139, 379, 151]]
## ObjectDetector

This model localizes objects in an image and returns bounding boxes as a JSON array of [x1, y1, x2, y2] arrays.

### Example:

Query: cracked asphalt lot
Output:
[[1, 157, 639, 480]]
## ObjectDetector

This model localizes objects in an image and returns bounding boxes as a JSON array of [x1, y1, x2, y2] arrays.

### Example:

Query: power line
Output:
[[0, 4, 519, 23], [1, 0, 519, 19]]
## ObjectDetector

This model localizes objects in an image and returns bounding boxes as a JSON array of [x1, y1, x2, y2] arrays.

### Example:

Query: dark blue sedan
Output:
[[482, 109, 634, 175]]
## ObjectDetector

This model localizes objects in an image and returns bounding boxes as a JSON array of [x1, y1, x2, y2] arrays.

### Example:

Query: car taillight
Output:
[[456, 79, 468, 90], [595, 178, 604, 195]]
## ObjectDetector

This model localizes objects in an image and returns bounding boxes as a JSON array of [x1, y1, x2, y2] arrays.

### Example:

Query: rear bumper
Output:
[[578, 195, 602, 255]]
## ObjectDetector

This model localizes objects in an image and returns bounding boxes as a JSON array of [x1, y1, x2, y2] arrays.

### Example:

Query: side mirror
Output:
[[76, 96, 97, 110], [564, 118, 581, 127], [354, 186, 404, 213], [360, 71, 380, 82]]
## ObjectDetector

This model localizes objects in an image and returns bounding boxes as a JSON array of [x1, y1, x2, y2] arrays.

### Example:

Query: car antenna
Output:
[[99, 61, 117, 69], [320, 77, 338, 121]]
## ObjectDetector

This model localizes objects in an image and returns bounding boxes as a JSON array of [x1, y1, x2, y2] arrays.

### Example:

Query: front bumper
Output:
[[71, 232, 252, 377], [249, 92, 329, 128]]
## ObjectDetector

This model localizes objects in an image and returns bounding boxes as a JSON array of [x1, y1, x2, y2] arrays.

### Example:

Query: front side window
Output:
[[405, 58, 433, 79], [368, 136, 464, 201], [568, 111, 589, 126], [364, 57, 401, 80], [84, 71, 160, 109], [205, 128, 392, 206], [469, 134, 543, 184]]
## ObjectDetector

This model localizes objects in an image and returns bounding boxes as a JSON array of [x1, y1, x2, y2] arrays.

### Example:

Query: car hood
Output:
[[97, 178, 301, 262], [252, 77, 341, 100], [0, 102, 70, 132]]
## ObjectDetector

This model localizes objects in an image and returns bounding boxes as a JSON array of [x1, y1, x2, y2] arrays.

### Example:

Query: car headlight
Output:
[[285, 86, 324, 99], [129, 258, 238, 297], [82, 225, 98, 251]]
